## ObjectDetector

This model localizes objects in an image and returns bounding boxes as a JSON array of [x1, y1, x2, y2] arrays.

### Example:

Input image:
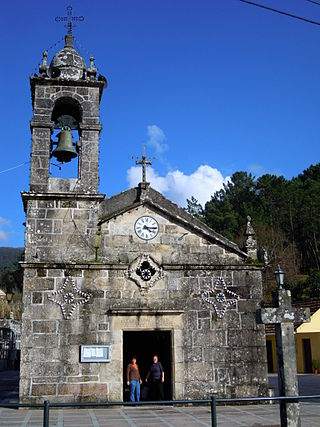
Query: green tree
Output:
[[186, 196, 204, 220], [204, 172, 259, 242], [195, 163, 320, 302], [290, 164, 320, 271]]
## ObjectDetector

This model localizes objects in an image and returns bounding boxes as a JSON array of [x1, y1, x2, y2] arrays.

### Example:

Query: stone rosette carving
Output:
[[127, 254, 163, 293], [48, 277, 92, 319], [200, 277, 240, 319]]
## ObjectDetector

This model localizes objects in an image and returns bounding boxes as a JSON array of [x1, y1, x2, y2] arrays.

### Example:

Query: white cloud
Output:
[[0, 217, 9, 226], [147, 125, 168, 155], [127, 166, 169, 193], [0, 217, 10, 241], [127, 164, 229, 207], [130, 125, 228, 206], [0, 230, 9, 241]]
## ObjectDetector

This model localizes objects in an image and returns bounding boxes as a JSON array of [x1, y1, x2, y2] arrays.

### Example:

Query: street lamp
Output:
[[274, 265, 285, 289]]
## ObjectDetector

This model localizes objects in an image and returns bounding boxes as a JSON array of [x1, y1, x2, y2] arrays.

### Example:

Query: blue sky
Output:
[[1, 0, 320, 247]]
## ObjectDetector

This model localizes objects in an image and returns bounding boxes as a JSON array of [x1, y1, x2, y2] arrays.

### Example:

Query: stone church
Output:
[[20, 29, 268, 403]]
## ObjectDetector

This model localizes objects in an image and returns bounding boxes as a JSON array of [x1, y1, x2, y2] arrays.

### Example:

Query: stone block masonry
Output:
[[20, 35, 268, 403], [20, 188, 268, 402]]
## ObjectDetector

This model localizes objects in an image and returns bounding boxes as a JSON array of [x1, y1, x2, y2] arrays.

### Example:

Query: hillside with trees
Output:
[[187, 163, 320, 302], [0, 247, 23, 269], [0, 247, 23, 319]]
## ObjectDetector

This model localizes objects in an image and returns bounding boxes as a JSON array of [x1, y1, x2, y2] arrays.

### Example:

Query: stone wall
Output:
[[20, 67, 267, 404], [23, 194, 104, 263], [20, 202, 268, 402]]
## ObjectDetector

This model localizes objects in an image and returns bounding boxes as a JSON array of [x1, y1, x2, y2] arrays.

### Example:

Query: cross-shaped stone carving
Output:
[[200, 277, 240, 319], [135, 147, 152, 184], [55, 5, 85, 35], [48, 277, 92, 320], [259, 289, 310, 427]]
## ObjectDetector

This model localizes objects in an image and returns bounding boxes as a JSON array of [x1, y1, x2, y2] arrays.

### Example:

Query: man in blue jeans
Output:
[[127, 357, 142, 402]]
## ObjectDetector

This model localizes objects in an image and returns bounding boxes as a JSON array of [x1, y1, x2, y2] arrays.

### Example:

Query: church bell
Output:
[[52, 126, 78, 163]]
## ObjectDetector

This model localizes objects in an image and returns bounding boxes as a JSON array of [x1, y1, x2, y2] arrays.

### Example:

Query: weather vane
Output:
[[55, 5, 85, 35], [134, 146, 153, 184]]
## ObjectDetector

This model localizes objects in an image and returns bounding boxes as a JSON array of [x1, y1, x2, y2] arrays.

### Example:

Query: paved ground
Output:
[[268, 373, 320, 396], [1, 371, 320, 426], [0, 403, 320, 426]]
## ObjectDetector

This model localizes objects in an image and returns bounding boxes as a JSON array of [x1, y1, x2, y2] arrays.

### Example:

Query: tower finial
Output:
[[55, 5, 85, 45], [39, 50, 49, 76], [245, 215, 258, 260], [135, 146, 152, 184], [87, 56, 97, 81]]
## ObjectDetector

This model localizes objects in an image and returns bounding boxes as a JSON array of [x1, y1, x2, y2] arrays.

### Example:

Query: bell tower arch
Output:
[[29, 32, 106, 194]]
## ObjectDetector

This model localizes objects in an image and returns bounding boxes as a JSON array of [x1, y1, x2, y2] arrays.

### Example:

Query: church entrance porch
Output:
[[123, 330, 172, 400], [109, 310, 184, 401]]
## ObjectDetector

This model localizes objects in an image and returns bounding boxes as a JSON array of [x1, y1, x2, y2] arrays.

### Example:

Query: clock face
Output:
[[134, 216, 159, 240]]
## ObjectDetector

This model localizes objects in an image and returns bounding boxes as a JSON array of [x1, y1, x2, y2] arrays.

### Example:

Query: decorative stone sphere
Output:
[[50, 42, 85, 80]]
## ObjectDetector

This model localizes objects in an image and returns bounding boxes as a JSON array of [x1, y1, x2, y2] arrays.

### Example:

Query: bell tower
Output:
[[29, 31, 106, 194], [22, 27, 106, 267], [20, 25, 108, 402]]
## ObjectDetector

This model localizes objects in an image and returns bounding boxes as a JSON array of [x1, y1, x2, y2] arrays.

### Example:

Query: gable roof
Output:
[[99, 183, 247, 258]]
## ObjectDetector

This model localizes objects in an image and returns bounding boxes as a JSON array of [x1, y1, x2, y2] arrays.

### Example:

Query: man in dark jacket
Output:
[[146, 354, 164, 400]]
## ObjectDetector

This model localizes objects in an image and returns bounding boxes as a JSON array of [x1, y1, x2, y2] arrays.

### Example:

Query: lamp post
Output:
[[274, 265, 285, 289]]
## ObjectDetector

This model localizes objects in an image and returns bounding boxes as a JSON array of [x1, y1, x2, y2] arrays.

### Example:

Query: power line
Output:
[[238, 0, 320, 26], [305, 0, 320, 6], [0, 161, 30, 175]]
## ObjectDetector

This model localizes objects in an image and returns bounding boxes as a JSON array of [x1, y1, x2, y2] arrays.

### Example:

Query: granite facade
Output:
[[20, 43, 268, 403], [20, 197, 268, 402]]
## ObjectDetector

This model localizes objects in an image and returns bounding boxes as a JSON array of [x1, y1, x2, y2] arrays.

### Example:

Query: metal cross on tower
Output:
[[55, 5, 85, 35], [135, 147, 152, 184]]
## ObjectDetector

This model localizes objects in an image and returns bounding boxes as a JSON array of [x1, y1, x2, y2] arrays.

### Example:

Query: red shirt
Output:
[[127, 363, 141, 381]]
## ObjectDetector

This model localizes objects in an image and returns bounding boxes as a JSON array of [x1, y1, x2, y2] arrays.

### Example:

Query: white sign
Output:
[[80, 345, 111, 363]]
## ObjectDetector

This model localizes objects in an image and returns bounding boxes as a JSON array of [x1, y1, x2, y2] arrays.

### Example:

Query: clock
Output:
[[134, 216, 159, 240]]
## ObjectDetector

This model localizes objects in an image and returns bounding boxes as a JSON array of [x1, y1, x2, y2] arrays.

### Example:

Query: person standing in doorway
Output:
[[127, 357, 142, 402], [146, 354, 164, 400]]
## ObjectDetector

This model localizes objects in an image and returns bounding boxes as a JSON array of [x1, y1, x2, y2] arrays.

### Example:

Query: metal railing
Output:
[[1, 394, 320, 427]]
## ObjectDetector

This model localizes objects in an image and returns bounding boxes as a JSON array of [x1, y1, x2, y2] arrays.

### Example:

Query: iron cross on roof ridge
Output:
[[134, 146, 153, 184], [55, 5, 85, 35]]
